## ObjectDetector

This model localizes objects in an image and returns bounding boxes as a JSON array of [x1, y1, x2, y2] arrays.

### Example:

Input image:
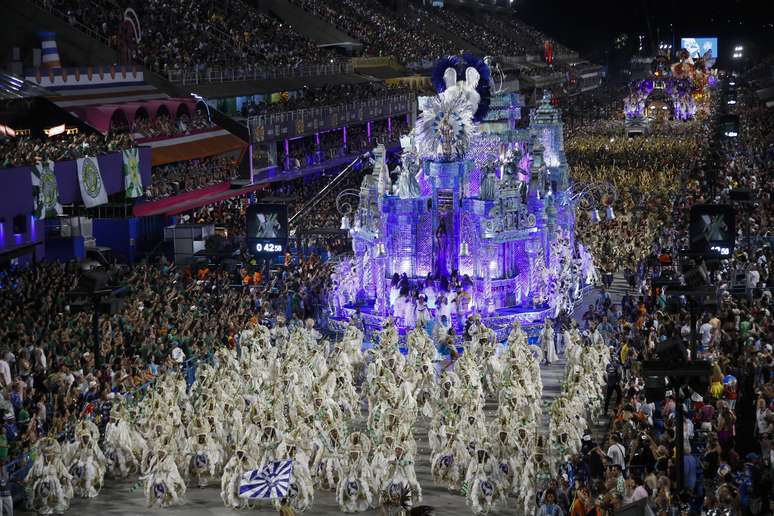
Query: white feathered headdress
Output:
[[416, 92, 478, 162]]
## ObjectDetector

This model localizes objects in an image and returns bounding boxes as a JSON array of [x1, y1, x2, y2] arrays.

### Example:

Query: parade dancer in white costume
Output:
[[104, 404, 147, 478], [490, 426, 518, 502], [337, 445, 374, 512], [464, 448, 499, 515], [540, 319, 558, 365], [381, 444, 422, 508], [312, 427, 345, 491], [431, 429, 469, 491], [25, 437, 73, 515], [220, 447, 255, 509], [67, 428, 107, 498], [142, 448, 187, 508], [521, 438, 552, 515], [415, 295, 431, 329], [284, 443, 314, 512], [185, 432, 224, 488]]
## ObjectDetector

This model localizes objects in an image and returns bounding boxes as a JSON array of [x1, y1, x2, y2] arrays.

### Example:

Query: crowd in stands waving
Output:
[[416, 6, 531, 57], [1, 132, 133, 169], [129, 111, 215, 140], [146, 156, 238, 200], [48, 0, 334, 72], [240, 82, 411, 118], [289, 0, 454, 63]]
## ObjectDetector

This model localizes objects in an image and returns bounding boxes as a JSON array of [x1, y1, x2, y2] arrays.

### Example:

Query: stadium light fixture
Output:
[[190, 92, 212, 123]]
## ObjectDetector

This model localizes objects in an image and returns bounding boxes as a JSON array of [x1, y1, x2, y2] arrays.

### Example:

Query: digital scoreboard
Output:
[[689, 204, 735, 258], [246, 203, 289, 257]]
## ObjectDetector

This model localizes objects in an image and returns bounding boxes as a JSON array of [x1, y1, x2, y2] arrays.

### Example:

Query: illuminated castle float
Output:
[[332, 55, 595, 339]]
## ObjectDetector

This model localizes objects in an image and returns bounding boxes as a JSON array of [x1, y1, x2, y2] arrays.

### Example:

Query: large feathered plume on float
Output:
[[416, 53, 493, 162], [431, 53, 492, 123]]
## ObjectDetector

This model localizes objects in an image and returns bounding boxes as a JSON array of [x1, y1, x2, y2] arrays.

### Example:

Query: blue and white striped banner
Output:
[[38, 32, 61, 68], [239, 460, 293, 500]]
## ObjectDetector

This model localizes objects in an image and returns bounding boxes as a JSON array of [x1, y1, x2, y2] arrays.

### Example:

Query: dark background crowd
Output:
[[44, 0, 564, 72]]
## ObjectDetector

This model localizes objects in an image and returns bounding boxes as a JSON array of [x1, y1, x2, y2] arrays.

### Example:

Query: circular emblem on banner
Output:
[[83, 158, 102, 198], [41, 168, 58, 209]]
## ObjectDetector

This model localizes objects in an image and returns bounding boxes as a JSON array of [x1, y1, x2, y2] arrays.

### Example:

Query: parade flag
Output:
[[38, 32, 61, 69], [31, 160, 62, 219], [239, 460, 293, 500], [122, 148, 143, 198], [76, 156, 108, 208]]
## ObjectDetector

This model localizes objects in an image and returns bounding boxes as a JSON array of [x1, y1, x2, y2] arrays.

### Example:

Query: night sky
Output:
[[514, 0, 774, 63]]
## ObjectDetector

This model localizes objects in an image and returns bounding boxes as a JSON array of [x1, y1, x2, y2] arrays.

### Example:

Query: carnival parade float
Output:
[[331, 55, 596, 342], [624, 48, 718, 132]]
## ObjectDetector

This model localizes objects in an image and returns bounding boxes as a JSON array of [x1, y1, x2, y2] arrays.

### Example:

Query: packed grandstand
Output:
[[0, 1, 772, 515]]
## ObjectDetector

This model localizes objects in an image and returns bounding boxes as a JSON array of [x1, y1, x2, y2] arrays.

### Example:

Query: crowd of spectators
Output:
[[289, 0, 454, 63], [537, 66, 774, 514], [416, 6, 535, 58], [240, 82, 410, 118], [543, 259, 773, 514], [565, 82, 713, 277], [560, 81, 629, 131], [47, 0, 335, 73], [45, 0, 577, 73], [480, 12, 573, 57], [1, 132, 133, 169], [130, 111, 215, 140], [1, 109, 216, 169], [145, 156, 238, 200]]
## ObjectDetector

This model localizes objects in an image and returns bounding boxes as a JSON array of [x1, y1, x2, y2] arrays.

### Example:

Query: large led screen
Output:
[[680, 37, 718, 59]]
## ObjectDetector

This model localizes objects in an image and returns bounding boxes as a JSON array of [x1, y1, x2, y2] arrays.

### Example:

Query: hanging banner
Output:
[[122, 148, 144, 198], [77, 156, 108, 207], [31, 160, 62, 219]]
